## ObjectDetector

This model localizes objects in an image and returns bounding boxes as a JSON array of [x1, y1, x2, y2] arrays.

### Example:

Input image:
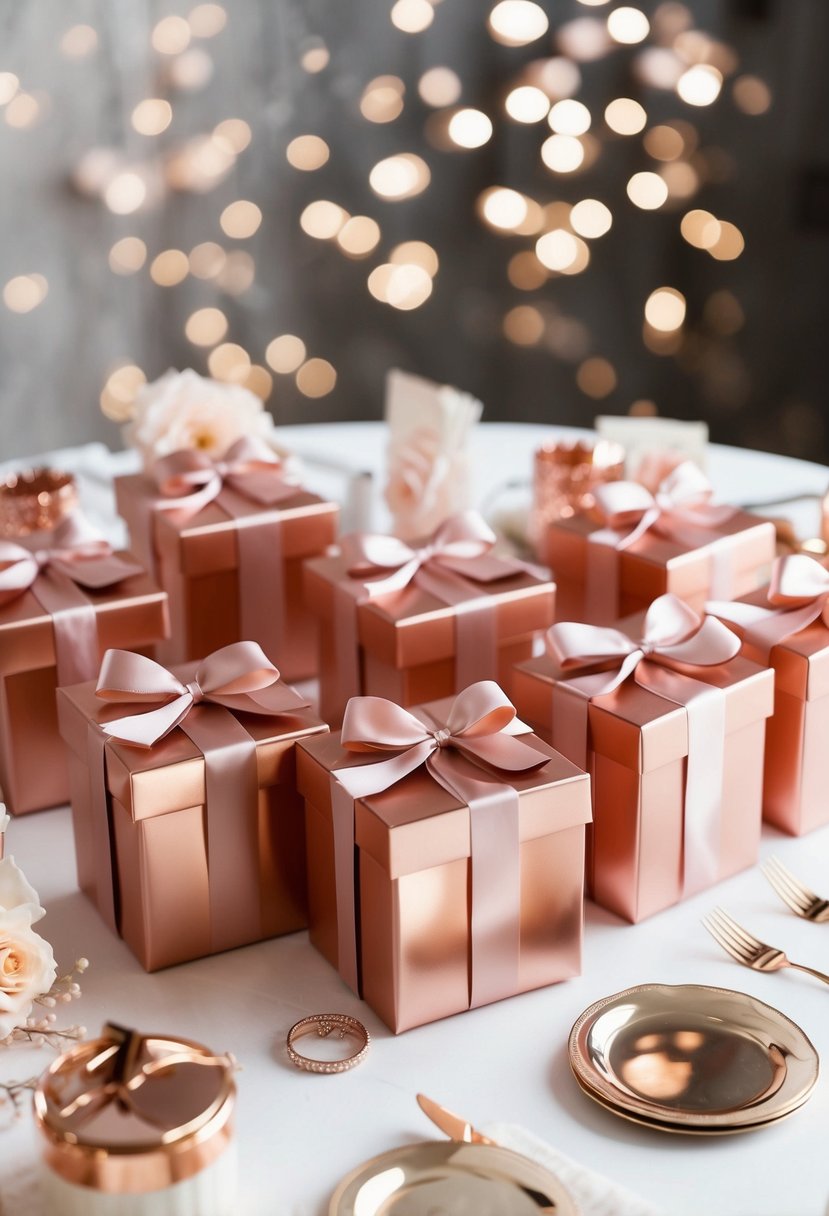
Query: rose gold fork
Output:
[[762, 856, 829, 923], [702, 907, 829, 986]]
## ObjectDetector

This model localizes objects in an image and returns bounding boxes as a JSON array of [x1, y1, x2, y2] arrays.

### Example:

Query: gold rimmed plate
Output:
[[330, 1141, 580, 1215], [569, 983, 818, 1133]]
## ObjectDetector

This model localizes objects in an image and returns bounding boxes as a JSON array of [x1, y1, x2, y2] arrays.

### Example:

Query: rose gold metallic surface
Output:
[[529, 439, 624, 558], [0, 468, 78, 536], [762, 856, 829, 922], [34, 1023, 236, 1193], [703, 908, 829, 985], [286, 1014, 370, 1073]]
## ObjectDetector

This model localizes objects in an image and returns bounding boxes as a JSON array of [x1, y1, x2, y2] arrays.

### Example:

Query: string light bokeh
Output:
[[1, 1, 825, 459]]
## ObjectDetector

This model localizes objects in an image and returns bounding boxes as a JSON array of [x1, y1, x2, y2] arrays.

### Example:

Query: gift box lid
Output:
[[0, 565, 168, 678], [710, 584, 829, 702], [296, 694, 591, 880], [116, 473, 339, 578], [303, 550, 554, 668], [548, 510, 775, 601], [515, 648, 774, 774], [57, 662, 328, 820]]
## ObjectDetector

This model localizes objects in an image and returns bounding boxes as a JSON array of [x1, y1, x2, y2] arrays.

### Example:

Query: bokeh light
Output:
[[266, 334, 306, 374], [3, 274, 48, 313], [645, 287, 686, 331], [570, 198, 612, 238], [286, 135, 330, 171], [109, 237, 148, 275], [677, 64, 722, 106], [391, 0, 434, 33], [626, 171, 668, 209], [296, 358, 337, 397], [488, 1, 549, 47], [220, 200, 262, 238], [369, 153, 430, 199], [505, 86, 550, 123], [448, 108, 493, 148], [541, 134, 585, 173], [185, 306, 228, 345], [604, 97, 646, 135], [418, 67, 462, 107], [607, 7, 649, 44]]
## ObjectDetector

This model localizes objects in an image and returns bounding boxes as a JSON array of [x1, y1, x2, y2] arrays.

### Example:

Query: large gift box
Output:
[[303, 512, 556, 726], [296, 682, 591, 1033], [709, 554, 829, 836], [512, 596, 774, 923], [0, 514, 169, 816], [56, 643, 327, 970], [115, 438, 339, 678], [545, 461, 775, 625]]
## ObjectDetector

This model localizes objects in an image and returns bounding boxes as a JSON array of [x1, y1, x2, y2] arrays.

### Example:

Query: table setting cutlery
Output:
[[762, 856, 829, 923], [702, 907, 829, 986]]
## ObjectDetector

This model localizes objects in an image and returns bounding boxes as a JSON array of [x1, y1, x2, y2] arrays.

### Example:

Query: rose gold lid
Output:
[[34, 1023, 236, 1194]]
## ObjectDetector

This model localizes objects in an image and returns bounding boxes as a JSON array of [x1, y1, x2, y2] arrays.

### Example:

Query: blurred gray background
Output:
[[1, 0, 827, 461]]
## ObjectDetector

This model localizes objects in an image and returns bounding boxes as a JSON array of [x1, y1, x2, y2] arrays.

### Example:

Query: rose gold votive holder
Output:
[[0, 468, 78, 538], [529, 439, 624, 557]]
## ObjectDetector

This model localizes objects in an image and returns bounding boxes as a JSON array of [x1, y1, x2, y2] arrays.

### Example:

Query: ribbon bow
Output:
[[708, 553, 829, 660], [593, 461, 734, 551], [152, 435, 298, 517], [340, 510, 511, 600], [335, 680, 545, 800], [97, 641, 308, 748], [548, 593, 741, 697], [0, 511, 139, 605]]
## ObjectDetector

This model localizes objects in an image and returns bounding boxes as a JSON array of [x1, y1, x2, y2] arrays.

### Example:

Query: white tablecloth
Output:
[[2, 424, 829, 1216]]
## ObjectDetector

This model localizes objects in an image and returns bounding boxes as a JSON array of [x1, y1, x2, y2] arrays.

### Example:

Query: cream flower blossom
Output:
[[384, 426, 472, 541], [124, 368, 274, 469], [0, 858, 56, 1038]]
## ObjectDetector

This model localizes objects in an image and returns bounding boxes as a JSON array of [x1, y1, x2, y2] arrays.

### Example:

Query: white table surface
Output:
[[2, 423, 829, 1216]]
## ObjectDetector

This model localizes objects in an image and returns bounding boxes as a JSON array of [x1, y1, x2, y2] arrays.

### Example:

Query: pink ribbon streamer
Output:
[[585, 462, 736, 620], [329, 680, 546, 1005], [548, 595, 741, 896], [329, 512, 521, 720], [708, 553, 829, 662], [0, 512, 142, 685], [90, 642, 308, 941], [147, 438, 300, 662]]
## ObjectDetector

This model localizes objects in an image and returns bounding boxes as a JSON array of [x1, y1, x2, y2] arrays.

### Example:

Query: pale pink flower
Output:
[[385, 426, 472, 541]]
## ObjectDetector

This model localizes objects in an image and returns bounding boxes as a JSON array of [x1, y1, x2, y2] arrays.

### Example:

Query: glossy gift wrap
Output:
[[57, 643, 327, 970], [296, 682, 591, 1032]]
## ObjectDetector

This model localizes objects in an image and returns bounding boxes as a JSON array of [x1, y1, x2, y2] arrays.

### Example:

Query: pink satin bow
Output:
[[152, 436, 298, 517], [335, 680, 545, 800], [0, 512, 138, 605], [593, 460, 733, 550], [548, 593, 741, 695], [96, 641, 308, 748], [708, 553, 829, 659], [340, 510, 510, 600]]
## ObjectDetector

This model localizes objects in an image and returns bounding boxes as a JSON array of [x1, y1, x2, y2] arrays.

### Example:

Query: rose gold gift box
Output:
[[547, 511, 775, 625], [711, 586, 829, 836], [0, 570, 168, 817], [295, 703, 591, 1034], [304, 551, 555, 726], [56, 667, 327, 970], [512, 650, 774, 923], [115, 473, 338, 678]]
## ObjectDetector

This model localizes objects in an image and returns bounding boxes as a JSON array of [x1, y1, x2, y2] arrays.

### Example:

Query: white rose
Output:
[[0, 904, 57, 1038], [124, 369, 274, 470], [0, 855, 45, 924]]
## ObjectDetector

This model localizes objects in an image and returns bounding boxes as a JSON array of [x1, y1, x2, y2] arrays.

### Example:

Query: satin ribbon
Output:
[[329, 680, 546, 1005], [330, 511, 518, 721], [89, 642, 308, 941], [708, 553, 829, 662], [145, 437, 301, 665], [548, 595, 740, 895], [0, 512, 142, 685], [585, 462, 736, 620]]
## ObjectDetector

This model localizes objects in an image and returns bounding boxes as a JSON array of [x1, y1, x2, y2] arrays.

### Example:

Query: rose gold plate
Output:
[[569, 983, 818, 1134]]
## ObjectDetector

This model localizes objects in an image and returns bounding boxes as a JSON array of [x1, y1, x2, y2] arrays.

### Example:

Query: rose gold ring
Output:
[[0, 467, 78, 537], [286, 1014, 370, 1075]]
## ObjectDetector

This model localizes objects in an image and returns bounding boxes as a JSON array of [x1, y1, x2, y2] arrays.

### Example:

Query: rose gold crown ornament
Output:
[[34, 1022, 237, 1216]]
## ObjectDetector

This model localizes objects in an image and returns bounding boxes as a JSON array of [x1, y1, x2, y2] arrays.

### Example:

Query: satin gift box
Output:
[[303, 536, 555, 727], [115, 469, 338, 679], [709, 555, 829, 836], [0, 552, 168, 817], [545, 465, 775, 626], [295, 690, 591, 1033], [56, 657, 327, 970], [512, 612, 774, 923]]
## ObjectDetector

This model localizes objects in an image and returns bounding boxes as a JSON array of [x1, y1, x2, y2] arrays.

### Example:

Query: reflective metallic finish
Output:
[[763, 856, 829, 922], [703, 907, 829, 985], [569, 983, 818, 1133]]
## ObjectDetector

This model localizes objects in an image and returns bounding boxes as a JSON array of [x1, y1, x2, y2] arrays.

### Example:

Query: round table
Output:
[[2, 423, 829, 1216]]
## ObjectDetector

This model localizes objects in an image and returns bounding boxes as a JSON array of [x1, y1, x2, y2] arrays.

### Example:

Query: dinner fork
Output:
[[702, 907, 829, 986], [762, 856, 829, 923]]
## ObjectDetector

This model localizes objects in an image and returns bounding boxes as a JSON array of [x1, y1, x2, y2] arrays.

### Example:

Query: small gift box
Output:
[[296, 682, 591, 1033], [0, 512, 169, 816], [512, 596, 774, 923], [545, 461, 775, 625], [56, 643, 327, 970], [115, 437, 339, 678], [709, 554, 829, 836], [303, 511, 556, 726]]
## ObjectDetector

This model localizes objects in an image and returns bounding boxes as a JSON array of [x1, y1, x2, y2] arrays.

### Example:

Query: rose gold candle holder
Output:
[[0, 467, 78, 538], [529, 438, 625, 557]]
